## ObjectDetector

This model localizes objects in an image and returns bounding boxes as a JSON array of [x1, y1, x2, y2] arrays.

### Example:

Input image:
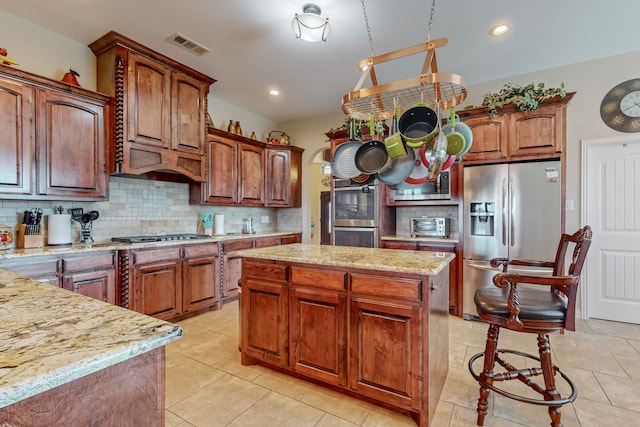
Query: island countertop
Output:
[[233, 243, 455, 276], [0, 270, 182, 409]]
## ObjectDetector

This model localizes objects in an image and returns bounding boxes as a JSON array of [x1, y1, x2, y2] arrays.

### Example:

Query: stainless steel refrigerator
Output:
[[462, 161, 562, 319]]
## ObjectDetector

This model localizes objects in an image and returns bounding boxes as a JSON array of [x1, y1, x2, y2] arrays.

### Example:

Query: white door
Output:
[[582, 135, 640, 323]]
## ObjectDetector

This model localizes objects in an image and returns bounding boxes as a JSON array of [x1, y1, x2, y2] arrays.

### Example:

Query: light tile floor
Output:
[[165, 301, 640, 426]]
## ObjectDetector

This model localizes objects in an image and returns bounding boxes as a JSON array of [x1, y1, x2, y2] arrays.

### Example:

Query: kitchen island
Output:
[[0, 270, 182, 426], [235, 244, 454, 427]]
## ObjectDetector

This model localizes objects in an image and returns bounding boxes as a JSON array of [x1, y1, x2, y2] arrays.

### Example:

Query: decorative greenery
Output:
[[481, 82, 566, 118]]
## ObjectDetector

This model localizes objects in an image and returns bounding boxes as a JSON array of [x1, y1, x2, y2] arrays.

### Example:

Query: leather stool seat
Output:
[[475, 287, 567, 323]]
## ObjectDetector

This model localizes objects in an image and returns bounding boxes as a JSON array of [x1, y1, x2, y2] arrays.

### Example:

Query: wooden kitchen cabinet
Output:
[[132, 247, 183, 320], [380, 238, 462, 317], [182, 244, 220, 313], [241, 259, 289, 368], [190, 128, 303, 207], [36, 89, 108, 199], [221, 233, 303, 303], [239, 142, 265, 205], [190, 132, 264, 205], [0, 75, 33, 195], [62, 252, 117, 304], [0, 65, 110, 200], [350, 294, 421, 408], [0, 250, 117, 303], [289, 267, 347, 386], [0, 256, 61, 287], [90, 31, 215, 182], [240, 254, 450, 426], [265, 146, 303, 207], [125, 243, 220, 321], [458, 93, 573, 164]]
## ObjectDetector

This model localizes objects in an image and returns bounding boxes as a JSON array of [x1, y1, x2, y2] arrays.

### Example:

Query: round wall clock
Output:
[[600, 78, 640, 132]]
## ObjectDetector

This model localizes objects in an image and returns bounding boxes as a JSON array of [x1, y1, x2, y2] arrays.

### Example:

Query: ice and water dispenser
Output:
[[469, 202, 495, 236]]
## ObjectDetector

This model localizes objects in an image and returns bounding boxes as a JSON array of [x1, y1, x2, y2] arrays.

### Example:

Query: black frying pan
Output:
[[354, 124, 389, 174]]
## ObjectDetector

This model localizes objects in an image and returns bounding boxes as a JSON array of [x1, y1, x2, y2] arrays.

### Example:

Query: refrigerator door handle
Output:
[[468, 262, 553, 275], [468, 262, 500, 272], [501, 178, 507, 246], [510, 178, 515, 247]]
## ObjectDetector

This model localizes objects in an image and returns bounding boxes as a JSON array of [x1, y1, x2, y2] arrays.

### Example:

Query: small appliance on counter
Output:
[[243, 217, 255, 234], [410, 217, 450, 238]]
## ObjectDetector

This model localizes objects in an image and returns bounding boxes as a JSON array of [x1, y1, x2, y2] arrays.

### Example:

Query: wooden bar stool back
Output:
[[468, 225, 592, 427]]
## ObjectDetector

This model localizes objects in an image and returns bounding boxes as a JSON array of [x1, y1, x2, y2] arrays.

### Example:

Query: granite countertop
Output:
[[0, 270, 182, 408], [233, 243, 455, 276], [0, 231, 302, 260]]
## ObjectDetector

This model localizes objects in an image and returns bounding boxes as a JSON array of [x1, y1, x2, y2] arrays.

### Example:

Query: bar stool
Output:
[[468, 226, 592, 427]]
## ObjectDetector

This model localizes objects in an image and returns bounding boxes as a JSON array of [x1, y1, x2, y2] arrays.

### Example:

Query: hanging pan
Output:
[[331, 120, 362, 179], [354, 116, 389, 174]]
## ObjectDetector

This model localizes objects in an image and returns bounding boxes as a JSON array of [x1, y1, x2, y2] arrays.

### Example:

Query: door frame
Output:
[[580, 133, 640, 320]]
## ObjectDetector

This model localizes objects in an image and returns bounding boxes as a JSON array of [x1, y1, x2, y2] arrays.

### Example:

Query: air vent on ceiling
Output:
[[167, 33, 211, 56]]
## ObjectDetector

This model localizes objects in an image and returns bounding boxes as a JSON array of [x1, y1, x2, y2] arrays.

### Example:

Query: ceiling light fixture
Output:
[[489, 24, 510, 36], [291, 3, 331, 43], [269, 89, 280, 96]]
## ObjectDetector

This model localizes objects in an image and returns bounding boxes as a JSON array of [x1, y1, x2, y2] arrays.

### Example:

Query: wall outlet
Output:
[[261, 215, 269, 224]]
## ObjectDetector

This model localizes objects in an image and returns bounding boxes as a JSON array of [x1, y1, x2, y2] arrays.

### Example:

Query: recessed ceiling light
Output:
[[269, 90, 280, 96], [489, 24, 510, 36]]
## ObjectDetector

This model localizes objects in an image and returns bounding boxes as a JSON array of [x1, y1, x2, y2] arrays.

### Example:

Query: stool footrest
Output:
[[469, 349, 577, 407]]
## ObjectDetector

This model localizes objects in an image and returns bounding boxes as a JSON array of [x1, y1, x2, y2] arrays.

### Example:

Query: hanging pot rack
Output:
[[341, 37, 467, 121]]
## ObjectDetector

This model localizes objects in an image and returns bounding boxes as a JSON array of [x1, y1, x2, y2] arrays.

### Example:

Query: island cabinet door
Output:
[[241, 278, 289, 368], [349, 297, 422, 410], [289, 286, 347, 386]]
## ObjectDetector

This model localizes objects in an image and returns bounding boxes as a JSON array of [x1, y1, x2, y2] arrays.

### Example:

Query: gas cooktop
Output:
[[111, 234, 213, 244]]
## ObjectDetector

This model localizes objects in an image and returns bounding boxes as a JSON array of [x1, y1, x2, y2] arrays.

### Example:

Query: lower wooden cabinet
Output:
[[381, 239, 462, 317], [240, 258, 449, 425], [63, 252, 117, 304], [0, 251, 117, 303], [222, 233, 302, 303], [124, 243, 220, 321]]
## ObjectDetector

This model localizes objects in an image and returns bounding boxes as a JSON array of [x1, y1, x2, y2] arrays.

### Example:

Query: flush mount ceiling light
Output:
[[291, 3, 332, 42], [489, 24, 510, 36]]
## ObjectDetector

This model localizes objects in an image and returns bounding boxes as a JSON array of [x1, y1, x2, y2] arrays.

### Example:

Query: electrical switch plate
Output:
[[565, 200, 574, 211], [261, 216, 269, 224]]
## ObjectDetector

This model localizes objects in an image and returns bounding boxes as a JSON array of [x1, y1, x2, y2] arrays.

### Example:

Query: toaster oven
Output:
[[410, 217, 450, 238]]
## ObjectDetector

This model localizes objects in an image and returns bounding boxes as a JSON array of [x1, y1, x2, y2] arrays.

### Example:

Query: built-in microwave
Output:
[[390, 170, 450, 201]]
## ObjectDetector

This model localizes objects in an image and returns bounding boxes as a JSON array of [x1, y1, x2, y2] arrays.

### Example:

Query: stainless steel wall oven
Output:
[[331, 179, 379, 248]]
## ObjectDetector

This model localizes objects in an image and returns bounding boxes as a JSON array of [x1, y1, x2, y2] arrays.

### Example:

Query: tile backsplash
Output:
[[0, 176, 300, 246]]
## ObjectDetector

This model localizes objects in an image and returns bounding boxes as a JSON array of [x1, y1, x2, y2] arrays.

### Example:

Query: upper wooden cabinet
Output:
[[190, 128, 303, 207], [457, 93, 574, 164], [0, 65, 109, 200], [89, 31, 216, 182], [266, 146, 303, 207]]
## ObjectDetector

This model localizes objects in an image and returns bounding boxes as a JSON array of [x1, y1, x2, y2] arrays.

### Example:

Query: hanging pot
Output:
[[398, 103, 439, 148], [442, 111, 473, 161], [384, 107, 407, 159], [445, 107, 465, 155]]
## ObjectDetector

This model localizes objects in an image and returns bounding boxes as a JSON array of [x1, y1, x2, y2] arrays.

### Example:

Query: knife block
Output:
[[17, 224, 44, 249]]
